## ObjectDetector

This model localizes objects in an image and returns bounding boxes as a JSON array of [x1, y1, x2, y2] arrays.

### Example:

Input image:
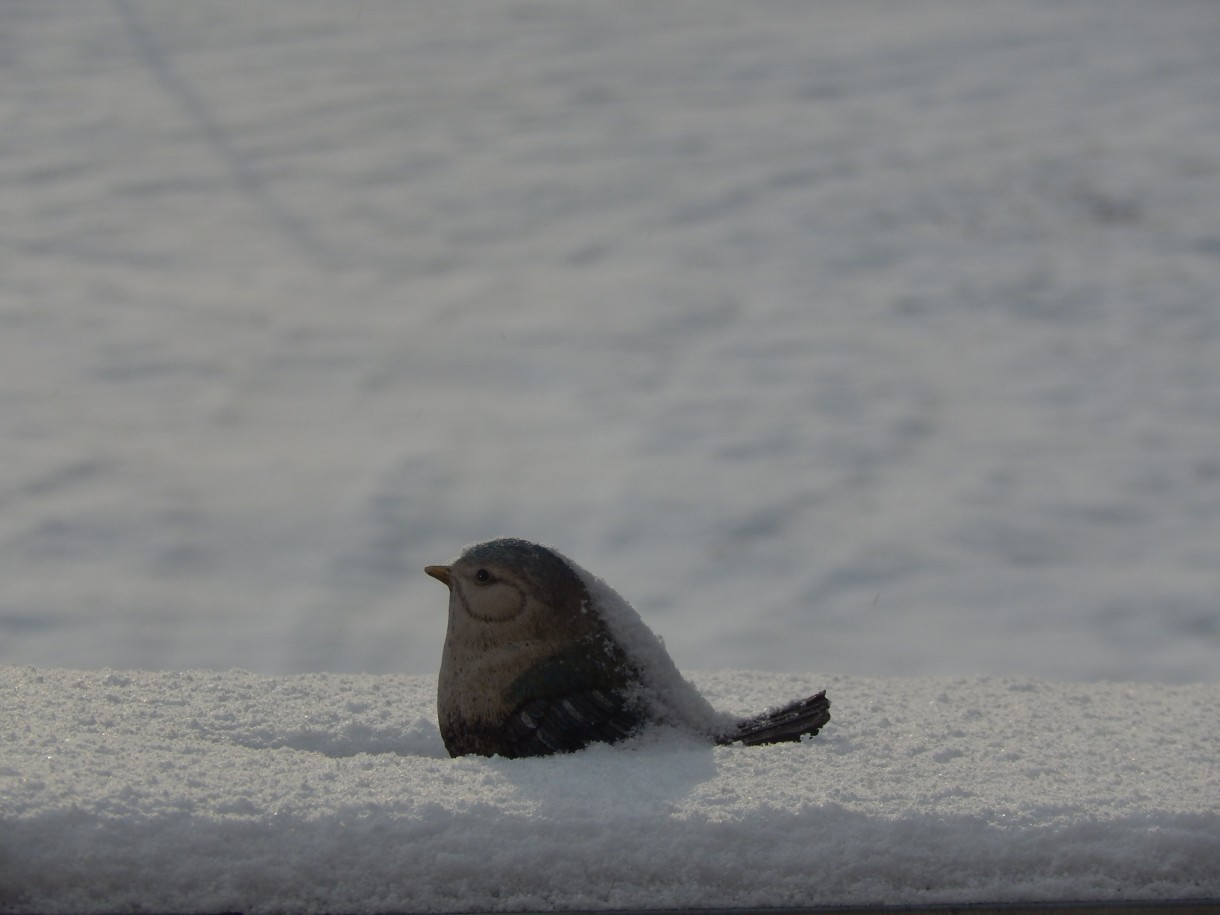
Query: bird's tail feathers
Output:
[[719, 690, 830, 746]]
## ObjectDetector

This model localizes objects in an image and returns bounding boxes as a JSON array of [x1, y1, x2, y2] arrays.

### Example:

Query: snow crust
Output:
[[2, 666, 1217, 913]]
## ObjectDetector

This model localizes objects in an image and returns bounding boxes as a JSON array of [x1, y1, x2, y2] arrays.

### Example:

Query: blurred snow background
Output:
[[2, 1, 1219, 681]]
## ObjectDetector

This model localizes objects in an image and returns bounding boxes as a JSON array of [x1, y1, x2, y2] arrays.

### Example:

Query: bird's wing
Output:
[[499, 641, 646, 757], [504, 687, 643, 756]]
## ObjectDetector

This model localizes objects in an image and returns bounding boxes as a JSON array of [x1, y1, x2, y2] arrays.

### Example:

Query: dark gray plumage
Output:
[[426, 537, 830, 759]]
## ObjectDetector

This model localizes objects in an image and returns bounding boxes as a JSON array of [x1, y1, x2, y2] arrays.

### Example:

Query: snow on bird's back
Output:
[[559, 545, 735, 738]]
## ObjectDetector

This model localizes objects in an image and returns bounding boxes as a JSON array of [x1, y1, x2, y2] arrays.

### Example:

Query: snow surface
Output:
[[3, 2, 1220, 683], [2, 666, 1217, 913]]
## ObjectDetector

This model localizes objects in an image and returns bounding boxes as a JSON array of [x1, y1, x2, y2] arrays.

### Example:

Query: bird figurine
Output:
[[425, 537, 830, 759]]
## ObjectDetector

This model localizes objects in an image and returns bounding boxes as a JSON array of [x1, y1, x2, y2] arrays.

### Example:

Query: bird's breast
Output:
[[437, 631, 554, 725]]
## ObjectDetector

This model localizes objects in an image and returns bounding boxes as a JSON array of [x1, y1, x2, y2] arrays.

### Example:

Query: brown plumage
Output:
[[426, 538, 829, 759]]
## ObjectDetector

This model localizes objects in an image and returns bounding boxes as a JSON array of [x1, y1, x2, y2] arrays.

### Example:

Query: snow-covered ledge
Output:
[[1, 667, 1216, 913]]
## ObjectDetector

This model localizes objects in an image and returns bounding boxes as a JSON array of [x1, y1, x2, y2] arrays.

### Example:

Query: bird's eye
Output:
[[474, 569, 492, 585]]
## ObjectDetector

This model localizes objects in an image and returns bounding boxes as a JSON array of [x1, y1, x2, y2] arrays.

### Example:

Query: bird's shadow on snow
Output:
[[229, 717, 451, 759]]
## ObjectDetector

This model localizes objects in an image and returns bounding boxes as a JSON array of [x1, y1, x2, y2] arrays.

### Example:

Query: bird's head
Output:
[[426, 538, 589, 628]]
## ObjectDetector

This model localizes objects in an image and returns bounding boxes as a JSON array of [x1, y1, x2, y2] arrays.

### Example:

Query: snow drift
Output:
[[1, 666, 1216, 913]]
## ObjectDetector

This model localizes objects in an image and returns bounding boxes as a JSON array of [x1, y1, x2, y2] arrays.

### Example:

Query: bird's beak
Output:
[[425, 565, 452, 588]]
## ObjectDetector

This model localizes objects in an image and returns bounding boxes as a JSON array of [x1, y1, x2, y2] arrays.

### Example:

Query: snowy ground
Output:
[[2, 667, 1218, 913], [2, 2, 1218, 683]]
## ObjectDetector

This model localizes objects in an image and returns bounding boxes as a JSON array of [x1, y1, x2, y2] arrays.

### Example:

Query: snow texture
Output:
[[2, 2, 1220, 684], [1, 667, 1217, 913]]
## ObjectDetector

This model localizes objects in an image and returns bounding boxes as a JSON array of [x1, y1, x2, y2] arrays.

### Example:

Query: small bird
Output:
[[425, 537, 830, 759]]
